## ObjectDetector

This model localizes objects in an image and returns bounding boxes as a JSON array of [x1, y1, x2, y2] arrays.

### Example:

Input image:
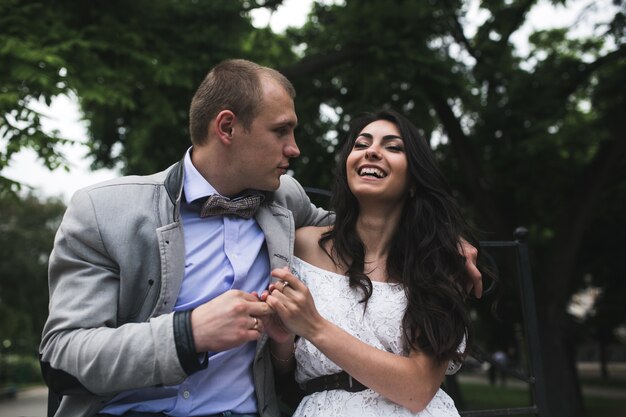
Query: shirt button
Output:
[[183, 390, 190, 399]]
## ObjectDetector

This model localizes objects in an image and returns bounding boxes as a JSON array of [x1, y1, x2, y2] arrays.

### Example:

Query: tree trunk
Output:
[[444, 374, 465, 409], [536, 136, 626, 416], [536, 304, 585, 417], [599, 340, 609, 380]]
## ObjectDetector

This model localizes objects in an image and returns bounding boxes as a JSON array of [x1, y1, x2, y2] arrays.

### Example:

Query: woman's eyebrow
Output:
[[357, 132, 403, 141], [382, 134, 403, 141]]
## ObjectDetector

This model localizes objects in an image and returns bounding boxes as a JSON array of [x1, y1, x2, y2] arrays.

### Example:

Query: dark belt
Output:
[[302, 371, 367, 394], [98, 412, 259, 417]]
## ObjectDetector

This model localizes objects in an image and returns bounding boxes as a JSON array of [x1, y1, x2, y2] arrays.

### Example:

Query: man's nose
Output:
[[285, 134, 300, 158]]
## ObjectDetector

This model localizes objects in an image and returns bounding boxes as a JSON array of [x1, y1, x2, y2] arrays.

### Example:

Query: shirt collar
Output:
[[182, 147, 270, 204], [183, 147, 218, 204]]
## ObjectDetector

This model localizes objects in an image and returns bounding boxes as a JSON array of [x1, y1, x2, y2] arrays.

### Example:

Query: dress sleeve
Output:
[[445, 333, 467, 375]]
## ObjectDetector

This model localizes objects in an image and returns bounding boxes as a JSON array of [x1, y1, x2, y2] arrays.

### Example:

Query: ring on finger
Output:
[[252, 317, 259, 331], [282, 281, 290, 290]]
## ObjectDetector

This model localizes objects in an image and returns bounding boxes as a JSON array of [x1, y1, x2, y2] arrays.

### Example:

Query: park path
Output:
[[0, 385, 47, 417], [0, 377, 624, 417], [458, 373, 626, 399]]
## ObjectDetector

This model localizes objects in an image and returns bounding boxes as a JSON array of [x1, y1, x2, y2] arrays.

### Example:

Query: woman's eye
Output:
[[354, 142, 368, 149], [387, 145, 404, 152]]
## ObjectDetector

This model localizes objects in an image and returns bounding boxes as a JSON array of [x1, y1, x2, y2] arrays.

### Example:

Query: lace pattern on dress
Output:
[[290, 257, 461, 417]]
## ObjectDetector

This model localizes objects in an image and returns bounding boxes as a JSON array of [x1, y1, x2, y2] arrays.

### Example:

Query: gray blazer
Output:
[[39, 160, 331, 417]]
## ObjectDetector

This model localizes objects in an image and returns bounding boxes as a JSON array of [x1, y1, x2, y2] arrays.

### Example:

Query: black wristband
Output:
[[173, 310, 208, 375]]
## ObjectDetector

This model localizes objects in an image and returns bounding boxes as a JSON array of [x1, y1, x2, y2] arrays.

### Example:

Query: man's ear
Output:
[[214, 110, 236, 145]]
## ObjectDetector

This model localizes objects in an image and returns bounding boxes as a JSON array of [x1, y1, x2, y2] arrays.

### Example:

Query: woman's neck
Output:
[[355, 207, 402, 282]]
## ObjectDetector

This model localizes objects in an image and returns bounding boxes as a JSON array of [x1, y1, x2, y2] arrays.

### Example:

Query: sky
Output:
[[2, 0, 616, 203], [3, 0, 319, 203]]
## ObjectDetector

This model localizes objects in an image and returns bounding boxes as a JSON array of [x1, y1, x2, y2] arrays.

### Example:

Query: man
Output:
[[40, 59, 481, 417]]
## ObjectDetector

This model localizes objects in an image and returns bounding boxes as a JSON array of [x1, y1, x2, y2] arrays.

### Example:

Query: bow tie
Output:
[[198, 194, 264, 219]]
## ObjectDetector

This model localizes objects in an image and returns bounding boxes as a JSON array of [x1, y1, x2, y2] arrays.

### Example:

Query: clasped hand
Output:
[[259, 267, 322, 342], [189, 268, 318, 353], [190, 289, 271, 353], [191, 251, 480, 353]]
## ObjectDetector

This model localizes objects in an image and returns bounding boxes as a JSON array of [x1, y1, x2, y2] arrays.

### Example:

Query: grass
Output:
[[456, 381, 625, 417], [459, 382, 532, 410], [583, 396, 626, 417], [579, 376, 626, 390]]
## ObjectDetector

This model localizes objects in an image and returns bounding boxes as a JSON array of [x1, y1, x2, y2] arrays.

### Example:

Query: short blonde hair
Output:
[[189, 59, 296, 145]]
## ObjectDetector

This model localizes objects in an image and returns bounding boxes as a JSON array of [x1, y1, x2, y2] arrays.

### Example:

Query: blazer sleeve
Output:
[[39, 189, 189, 396]]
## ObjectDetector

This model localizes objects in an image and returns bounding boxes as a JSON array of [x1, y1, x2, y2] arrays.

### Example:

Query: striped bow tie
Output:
[[199, 194, 264, 219]]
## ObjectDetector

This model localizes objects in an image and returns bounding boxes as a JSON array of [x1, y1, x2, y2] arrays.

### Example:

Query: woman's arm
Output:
[[267, 268, 447, 413], [257, 288, 296, 374], [269, 337, 296, 374]]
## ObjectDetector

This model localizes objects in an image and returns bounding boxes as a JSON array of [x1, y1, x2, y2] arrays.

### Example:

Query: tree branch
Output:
[[441, 0, 479, 62], [545, 133, 626, 304], [279, 48, 363, 79], [559, 44, 626, 99], [498, 0, 537, 46], [241, 0, 284, 12], [470, 0, 537, 58], [422, 86, 511, 237]]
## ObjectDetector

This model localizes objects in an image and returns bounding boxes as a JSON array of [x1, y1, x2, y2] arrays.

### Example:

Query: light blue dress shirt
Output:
[[101, 150, 270, 416]]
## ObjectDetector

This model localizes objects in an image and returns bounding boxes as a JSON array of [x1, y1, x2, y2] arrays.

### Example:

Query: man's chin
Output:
[[256, 180, 281, 192]]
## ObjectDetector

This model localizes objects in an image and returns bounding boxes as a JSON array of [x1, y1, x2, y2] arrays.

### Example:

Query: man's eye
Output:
[[275, 127, 288, 136]]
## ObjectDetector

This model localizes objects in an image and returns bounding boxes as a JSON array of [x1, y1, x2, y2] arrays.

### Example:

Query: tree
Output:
[[0, 0, 295, 190], [2, 1, 625, 415], [0, 194, 65, 359], [0, 0, 73, 194], [279, 1, 625, 416]]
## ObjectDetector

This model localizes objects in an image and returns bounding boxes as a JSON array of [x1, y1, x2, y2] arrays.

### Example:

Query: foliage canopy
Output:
[[1, 1, 625, 415]]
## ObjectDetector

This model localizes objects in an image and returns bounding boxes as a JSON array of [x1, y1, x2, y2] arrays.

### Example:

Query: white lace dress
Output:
[[291, 256, 461, 417]]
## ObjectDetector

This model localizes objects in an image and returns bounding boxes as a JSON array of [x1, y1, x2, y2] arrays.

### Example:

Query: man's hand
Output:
[[190, 290, 271, 352], [256, 290, 294, 344], [459, 238, 482, 298]]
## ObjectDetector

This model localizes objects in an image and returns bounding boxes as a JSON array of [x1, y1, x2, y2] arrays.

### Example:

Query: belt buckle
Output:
[[346, 374, 360, 392]]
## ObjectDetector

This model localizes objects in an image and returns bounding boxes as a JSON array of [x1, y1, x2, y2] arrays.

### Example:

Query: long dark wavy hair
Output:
[[319, 109, 476, 364]]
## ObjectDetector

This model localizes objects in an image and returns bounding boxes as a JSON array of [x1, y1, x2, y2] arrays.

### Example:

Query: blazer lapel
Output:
[[255, 202, 294, 272], [153, 222, 186, 316]]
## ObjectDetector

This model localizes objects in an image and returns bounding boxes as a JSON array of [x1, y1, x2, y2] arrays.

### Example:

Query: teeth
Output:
[[359, 167, 386, 178]]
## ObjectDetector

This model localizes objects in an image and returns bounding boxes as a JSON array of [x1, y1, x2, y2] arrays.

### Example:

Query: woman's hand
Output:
[[265, 267, 325, 340], [458, 238, 482, 298], [261, 312, 294, 344], [266, 269, 445, 412], [252, 290, 293, 344]]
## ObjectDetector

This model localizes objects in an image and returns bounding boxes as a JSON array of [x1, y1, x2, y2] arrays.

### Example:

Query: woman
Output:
[[265, 109, 475, 416]]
